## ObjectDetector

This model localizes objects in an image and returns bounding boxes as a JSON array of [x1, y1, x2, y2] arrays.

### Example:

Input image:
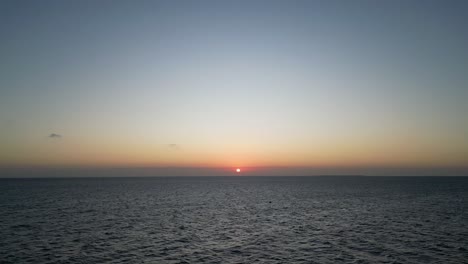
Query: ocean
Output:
[[0, 176, 467, 263]]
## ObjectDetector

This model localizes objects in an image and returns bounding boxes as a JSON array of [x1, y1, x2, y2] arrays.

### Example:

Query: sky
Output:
[[1, 0, 467, 176]]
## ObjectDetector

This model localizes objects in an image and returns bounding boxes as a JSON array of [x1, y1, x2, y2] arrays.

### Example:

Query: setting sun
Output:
[[236, 168, 241, 173]]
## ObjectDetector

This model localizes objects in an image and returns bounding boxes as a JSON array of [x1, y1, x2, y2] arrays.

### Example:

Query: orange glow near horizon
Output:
[[1, 133, 467, 172], [2, 143, 468, 170]]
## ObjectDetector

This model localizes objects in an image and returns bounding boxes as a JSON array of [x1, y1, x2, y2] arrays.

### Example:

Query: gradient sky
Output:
[[1, 0, 467, 176]]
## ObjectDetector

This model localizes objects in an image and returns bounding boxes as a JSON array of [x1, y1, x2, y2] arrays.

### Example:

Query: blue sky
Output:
[[1, 0, 467, 176]]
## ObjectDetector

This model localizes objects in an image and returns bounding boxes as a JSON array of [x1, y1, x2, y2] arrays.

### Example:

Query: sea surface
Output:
[[0, 176, 467, 263]]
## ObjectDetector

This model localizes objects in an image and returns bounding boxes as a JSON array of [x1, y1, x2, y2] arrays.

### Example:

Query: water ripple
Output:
[[0, 176, 467, 263]]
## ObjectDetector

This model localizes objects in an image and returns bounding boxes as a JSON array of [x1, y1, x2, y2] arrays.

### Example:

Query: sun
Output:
[[236, 168, 241, 173]]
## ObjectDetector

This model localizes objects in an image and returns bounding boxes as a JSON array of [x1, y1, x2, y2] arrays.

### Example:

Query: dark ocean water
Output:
[[0, 176, 467, 264]]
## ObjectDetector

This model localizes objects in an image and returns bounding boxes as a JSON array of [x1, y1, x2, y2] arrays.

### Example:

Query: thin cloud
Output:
[[167, 144, 180, 151], [48, 133, 62, 139]]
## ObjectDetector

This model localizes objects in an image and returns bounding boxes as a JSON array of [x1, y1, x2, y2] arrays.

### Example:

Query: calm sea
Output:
[[1, 176, 467, 263]]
